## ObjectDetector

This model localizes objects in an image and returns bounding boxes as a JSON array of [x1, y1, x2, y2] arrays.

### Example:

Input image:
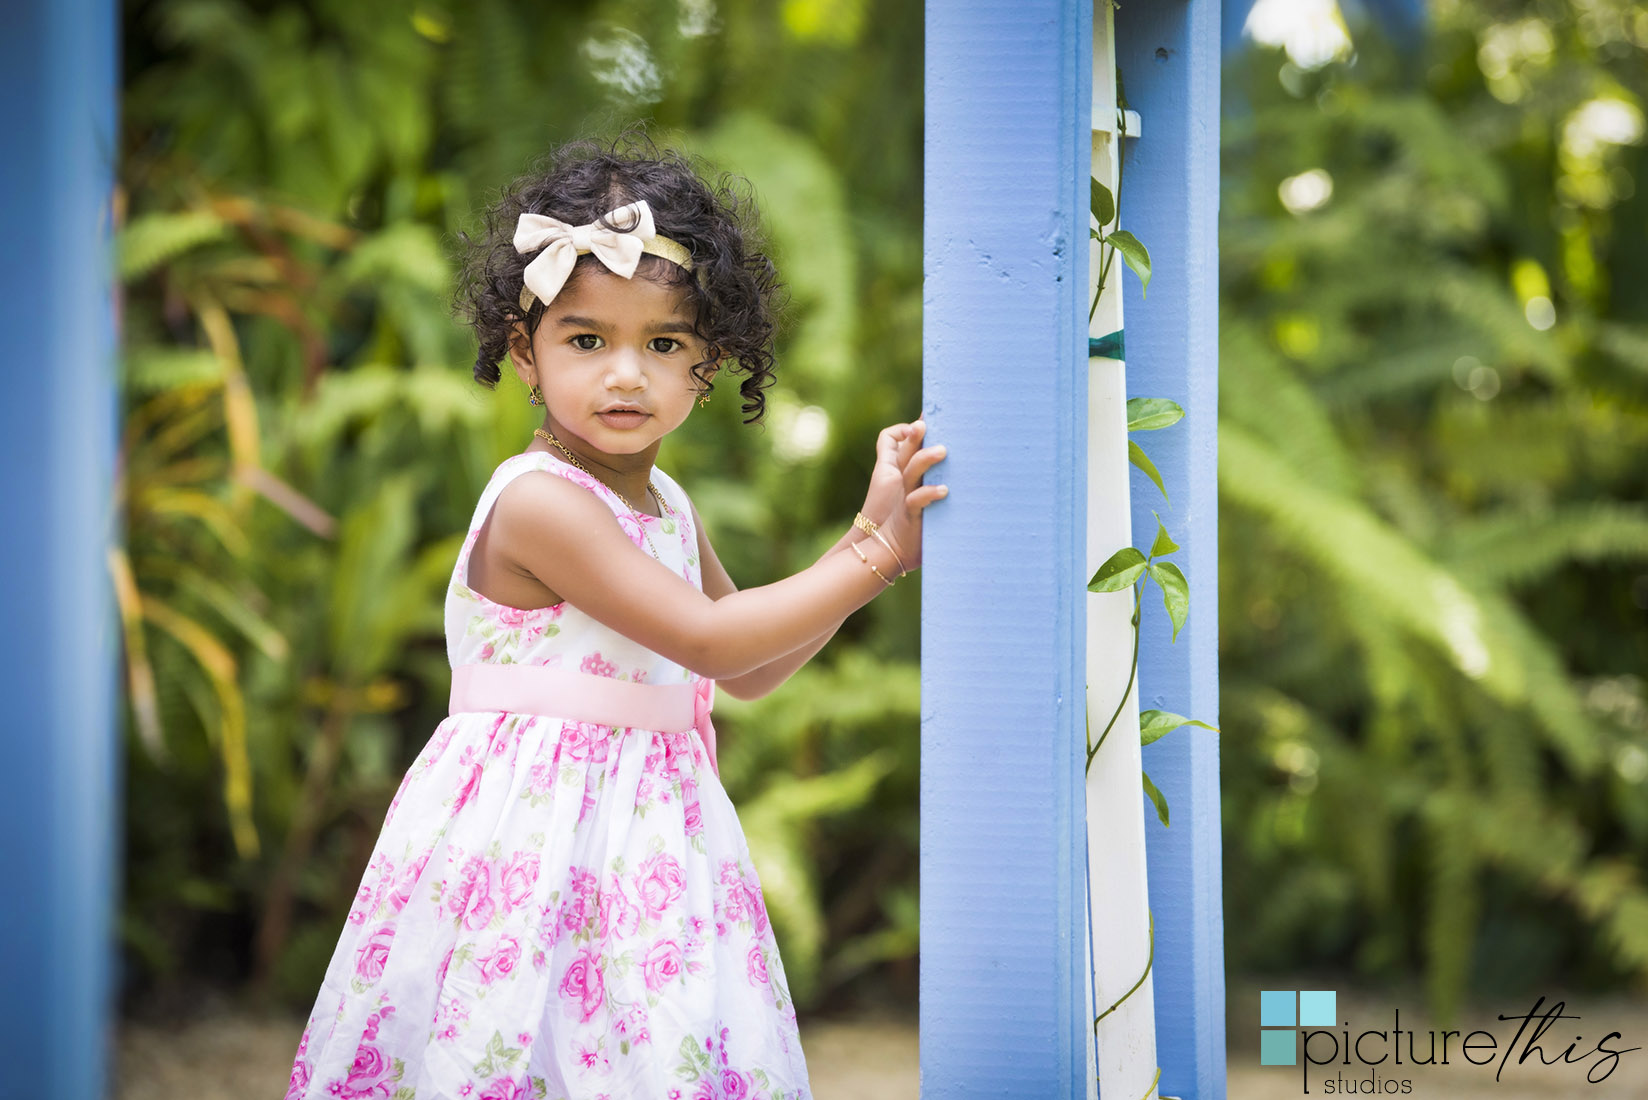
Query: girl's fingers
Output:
[[906, 483, 949, 510], [903, 443, 948, 488], [896, 421, 924, 467], [877, 426, 903, 468]]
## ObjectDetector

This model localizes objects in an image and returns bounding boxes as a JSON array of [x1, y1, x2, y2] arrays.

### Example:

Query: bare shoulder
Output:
[[493, 468, 619, 546], [475, 470, 617, 608]]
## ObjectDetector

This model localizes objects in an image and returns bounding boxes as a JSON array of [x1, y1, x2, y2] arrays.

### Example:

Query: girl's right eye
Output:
[[570, 334, 603, 351]]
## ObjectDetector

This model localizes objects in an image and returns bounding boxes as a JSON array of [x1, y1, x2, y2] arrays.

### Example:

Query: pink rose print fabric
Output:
[[286, 453, 809, 1099]]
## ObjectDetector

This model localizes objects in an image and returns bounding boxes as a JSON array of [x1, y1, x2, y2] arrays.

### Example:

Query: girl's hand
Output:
[[868, 419, 947, 574], [861, 420, 925, 528]]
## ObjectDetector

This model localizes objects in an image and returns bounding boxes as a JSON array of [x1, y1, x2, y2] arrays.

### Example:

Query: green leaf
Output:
[[124, 347, 226, 394], [1147, 561, 1189, 640], [1149, 514, 1179, 558], [1089, 546, 1148, 592], [678, 1035, 705, 1078], [1108, 230, 1152, 297], [1090, 177, 1116, 227], [1126, 397, 1184, 432], [1129, 440, 1168, 502], [1139, 709, 1220, 747], [117, 210, 229, 281], [1143, 771, 1170, 827], [472, 1031, 521, 1079], [339, 223, 452, 294]]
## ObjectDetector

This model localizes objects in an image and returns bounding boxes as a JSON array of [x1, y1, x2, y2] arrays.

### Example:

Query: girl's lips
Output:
[[597, 410, 650, 429]]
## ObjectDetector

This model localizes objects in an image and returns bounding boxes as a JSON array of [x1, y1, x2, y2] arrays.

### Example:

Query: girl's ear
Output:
[[505, 319, 536, 385]]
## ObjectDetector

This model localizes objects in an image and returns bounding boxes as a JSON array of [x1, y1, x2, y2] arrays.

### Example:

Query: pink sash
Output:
[[449, 663, 719, 777]]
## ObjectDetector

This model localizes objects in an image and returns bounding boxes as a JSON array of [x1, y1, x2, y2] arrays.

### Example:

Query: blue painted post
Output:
[[922, 1, 1092, 1096], [0, 1, 120, 1098], [1115, 3, 1227, 1099]]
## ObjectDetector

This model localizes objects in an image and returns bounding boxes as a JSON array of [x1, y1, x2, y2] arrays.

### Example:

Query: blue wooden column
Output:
[[1116, 3, 1227, 1099], [922, 1, 1092, 1095], [0, 0, 120, 1098]]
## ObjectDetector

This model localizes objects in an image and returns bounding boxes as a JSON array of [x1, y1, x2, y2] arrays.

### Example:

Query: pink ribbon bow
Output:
[[694, 676, 719, 778]]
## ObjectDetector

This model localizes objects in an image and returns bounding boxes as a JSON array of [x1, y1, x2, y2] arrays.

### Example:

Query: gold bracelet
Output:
[[852, 540, 896, 587], [866, 527, 907, 577], [855, 512, 907, 576]]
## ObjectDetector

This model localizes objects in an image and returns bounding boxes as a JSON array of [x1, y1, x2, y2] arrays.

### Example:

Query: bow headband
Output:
[[513, 199, 695, 313]]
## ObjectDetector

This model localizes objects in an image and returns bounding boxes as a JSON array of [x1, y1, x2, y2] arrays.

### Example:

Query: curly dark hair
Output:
[[453, 131, 784, 424]]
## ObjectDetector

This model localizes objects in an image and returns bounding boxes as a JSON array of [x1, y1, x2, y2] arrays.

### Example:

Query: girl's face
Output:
[[507, 263, 716, 459]]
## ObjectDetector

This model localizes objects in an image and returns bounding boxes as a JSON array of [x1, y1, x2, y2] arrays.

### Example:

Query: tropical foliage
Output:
[[1219, 0, 1648, 1022]]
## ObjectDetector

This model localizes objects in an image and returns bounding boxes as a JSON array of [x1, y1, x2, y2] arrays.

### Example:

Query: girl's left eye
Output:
[[649, 338, 681, 354]]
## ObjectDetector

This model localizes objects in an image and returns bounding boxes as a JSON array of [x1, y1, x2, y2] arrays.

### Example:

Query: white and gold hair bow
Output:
[[513, 199, 695, 313]]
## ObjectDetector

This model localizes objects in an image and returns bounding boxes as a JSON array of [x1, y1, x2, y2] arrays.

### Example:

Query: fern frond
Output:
[[1421, 789, 1481, 1029], [119, 209, 230, 281], [1436, 502, 1648, 586], [1221, 424, 1602, 777], [1220, 323, 1361, 496]]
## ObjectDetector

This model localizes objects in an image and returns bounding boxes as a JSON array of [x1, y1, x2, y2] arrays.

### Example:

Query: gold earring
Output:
[[528, 383, 544, 406], [698, 389, 711, 408]]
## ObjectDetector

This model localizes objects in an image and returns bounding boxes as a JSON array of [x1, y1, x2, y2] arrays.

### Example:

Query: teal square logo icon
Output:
[[1260, 989, 1296, 1027], [1300, 990, 1336, 1027], [1260, 989, 1336, 1067], [1260, 1027, 1297, 1066]]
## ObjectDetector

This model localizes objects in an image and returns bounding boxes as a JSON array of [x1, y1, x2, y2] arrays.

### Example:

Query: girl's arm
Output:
[[698, 421, 931, 696], [693, 499, 861, 701], [489, 448, 941, 682]]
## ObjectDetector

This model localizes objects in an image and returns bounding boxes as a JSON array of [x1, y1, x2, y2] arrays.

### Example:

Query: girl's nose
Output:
[[604, 348, 646, 389]]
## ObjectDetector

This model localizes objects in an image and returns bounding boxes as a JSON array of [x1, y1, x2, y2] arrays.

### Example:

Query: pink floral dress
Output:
[[286, 451, 811, 1100]]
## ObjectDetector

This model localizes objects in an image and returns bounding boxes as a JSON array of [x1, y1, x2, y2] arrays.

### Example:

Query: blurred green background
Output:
[[1220, 0, 1648, 1024], [114, 0, 1648, 1038]]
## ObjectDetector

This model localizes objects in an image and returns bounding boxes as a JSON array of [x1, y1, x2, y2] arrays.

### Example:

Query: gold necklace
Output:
[[532, 427, 672, 562]]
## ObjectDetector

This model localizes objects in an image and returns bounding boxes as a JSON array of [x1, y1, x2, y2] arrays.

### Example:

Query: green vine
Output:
[[1085, 64, 1209, 1100], [1090, 71, 1152, 323], [1094, 909, 1154, 1030]]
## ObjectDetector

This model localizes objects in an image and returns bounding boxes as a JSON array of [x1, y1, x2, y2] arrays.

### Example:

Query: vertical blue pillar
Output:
[[1116, 3, 1227, 1099], [0, 1, 120, 1098], [922, 1, 1092, 1096]]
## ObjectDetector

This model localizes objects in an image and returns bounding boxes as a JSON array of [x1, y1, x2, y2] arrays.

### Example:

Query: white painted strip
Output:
[[1086, 3, 1159, 1098]]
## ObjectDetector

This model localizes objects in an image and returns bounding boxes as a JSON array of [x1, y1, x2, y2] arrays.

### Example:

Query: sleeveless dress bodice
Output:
[[445, 451, 703, 685]]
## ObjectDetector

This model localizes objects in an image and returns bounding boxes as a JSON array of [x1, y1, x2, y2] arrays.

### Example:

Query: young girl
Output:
[[285, 136, 947, 1100]]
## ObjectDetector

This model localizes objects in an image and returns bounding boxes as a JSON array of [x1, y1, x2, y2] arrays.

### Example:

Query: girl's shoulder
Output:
[[493, 451, 613, 502], [490, 452, 693, 525]]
